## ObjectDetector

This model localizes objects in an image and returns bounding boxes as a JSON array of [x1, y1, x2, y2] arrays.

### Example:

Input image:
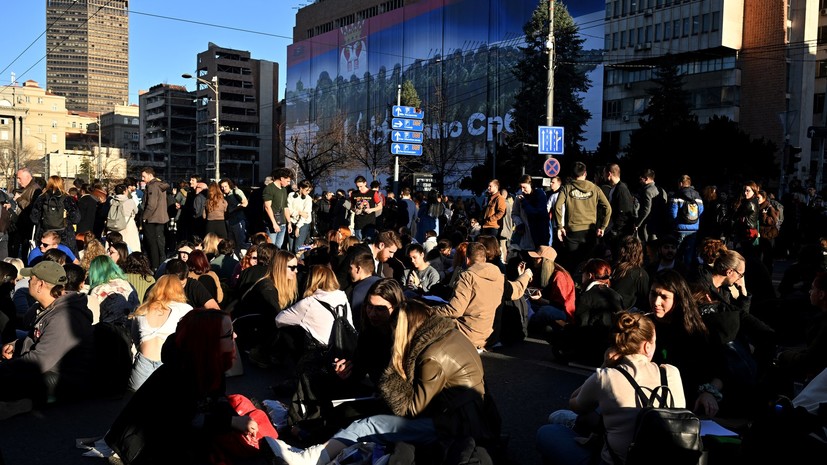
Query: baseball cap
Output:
[[21, 261, 68, 285]]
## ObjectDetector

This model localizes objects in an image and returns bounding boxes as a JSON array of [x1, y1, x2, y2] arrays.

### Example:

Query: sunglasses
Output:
[[40, 242, 52, 248], [249, 255, 258, 261], [287, 265, 298, 271]]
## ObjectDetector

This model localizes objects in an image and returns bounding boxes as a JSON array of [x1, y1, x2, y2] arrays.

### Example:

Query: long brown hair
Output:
[[206, 182, 224, 213], [268, 250, 298, 309], [41, 175, 66, 196]]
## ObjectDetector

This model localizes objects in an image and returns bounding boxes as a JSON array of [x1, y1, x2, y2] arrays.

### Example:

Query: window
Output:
[[638, 27, 644, 44], [664, 21, 672, 40], [621, 30, 627, 48], [673, 20, 681, 38], [605, 100, 622, 119], [683, 18, 690, 37], [711, 12, 720, 31], [646, 25, 652, 42], [124, 117, 129, 124], [655, 23, 661, 41], [702, 14, 710, 33], [51, 120, 57, 128], [606, 33, 612, 50], [629, 28, 636, 46], [51, 134, 57, 143], [819, 60, 827, 78], [815, 93, 825, 114], [692, 15, 700, 35], [633, 98, 647, 114]]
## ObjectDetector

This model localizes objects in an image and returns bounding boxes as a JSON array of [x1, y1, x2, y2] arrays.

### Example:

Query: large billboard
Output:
[[285, 0, 604, 191]]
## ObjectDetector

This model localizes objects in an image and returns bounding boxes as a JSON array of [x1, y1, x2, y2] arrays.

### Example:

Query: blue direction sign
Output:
[[391, 130, 424, 143], [392, 105, 424, 119], [391, 118, 424, 131], [538, 126, 565, 155], [390, 143, 423, 156]]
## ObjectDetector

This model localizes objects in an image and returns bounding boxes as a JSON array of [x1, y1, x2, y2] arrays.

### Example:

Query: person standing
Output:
[[481, 179, 506, 238], [287, 180, 313, 254], [517, 175, 550, 249], [603, 164, 635, 249], [110, 184, 141, 253], [140, 168, 170, 271], [11, 168, 42, 262], [220, 178, 248, 255], [262, 167, 293, 249], [554, 162, 612, 272], [204, 182, 228, 240], [350, 176, 381, 240], [669, 175, 704, 267], [546, 176, 563, 247], [634, 168, 668, 244], [30, 175, 81, 259], [75, 184, 99, 241]]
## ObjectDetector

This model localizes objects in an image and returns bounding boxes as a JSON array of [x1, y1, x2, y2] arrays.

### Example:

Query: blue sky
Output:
[[0, 1, 301, 104]]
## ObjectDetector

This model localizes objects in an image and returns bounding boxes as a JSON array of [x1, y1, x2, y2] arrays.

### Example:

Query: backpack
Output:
[[769, 199, 784, 230], [678, 199, 700, 224], [314, 298, 359, 363], [612, 366, 704, 465], [41, 193, 66, 231], [106, 198, 130, 232]]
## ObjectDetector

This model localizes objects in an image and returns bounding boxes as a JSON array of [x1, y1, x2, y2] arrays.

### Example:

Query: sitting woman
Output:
[[122, 252, 155, 305], [610, 235, 649, 311], [107, 241, 130, 270], [537, 311, 686, 465], [106, 309, 272, 464], [554, 258, 625, 366], [79, 232, 107, 272], [127, 275, 192, 391], [187, 249, 223, 305], [86, 255, 139, 326], [269, 299, 497, 465]]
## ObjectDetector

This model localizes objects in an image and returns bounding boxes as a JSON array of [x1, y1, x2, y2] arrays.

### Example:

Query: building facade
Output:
[[188, 43, 279, 185], [135, 84, 196, 183], [286, 0, 605, 193], [46, 0, 129, 114]]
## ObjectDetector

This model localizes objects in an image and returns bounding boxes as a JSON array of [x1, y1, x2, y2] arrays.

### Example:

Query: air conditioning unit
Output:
[[821, 7, 827, 15], [644, 8, 653, 16], [635, 44, 643, 51], [644, 42, 652, 49], [622, 115, 630, 122]]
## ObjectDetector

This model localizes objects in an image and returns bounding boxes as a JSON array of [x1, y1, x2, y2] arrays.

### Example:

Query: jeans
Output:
[[333, 414, 437, 446], [675, 230, 698, 267], [287, 223, 310, 254], [537, 423, 605, 465], [267, 224, 287, 249], [128, 352, 163, 392]]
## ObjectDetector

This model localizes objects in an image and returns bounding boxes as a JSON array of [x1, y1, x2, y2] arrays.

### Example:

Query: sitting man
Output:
[[0, 261, 95, 419], [26, 230, 80, 266], [430, 242, 504, 351]]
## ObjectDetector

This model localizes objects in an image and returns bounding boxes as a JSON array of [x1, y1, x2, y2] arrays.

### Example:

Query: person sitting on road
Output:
[[86, 255, 139, 326], [26, 230, 80, 266], [537, 311, 686, 465], [0, 261, 95, 420]]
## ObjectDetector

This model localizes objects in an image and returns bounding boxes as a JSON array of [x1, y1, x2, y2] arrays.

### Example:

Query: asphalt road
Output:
[[0, 337, 588, 465]]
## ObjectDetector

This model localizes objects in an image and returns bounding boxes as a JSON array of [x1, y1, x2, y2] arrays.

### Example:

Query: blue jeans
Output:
[[531, 305, 568, 326], [287, 223, 310, 254], [128, 352, 163, 392], [675, 230, 697, 267], [332, 414, 437, 446], [537, 424, 605, 465], [267, 224, 287, 249], [228, 219, 248, 254]]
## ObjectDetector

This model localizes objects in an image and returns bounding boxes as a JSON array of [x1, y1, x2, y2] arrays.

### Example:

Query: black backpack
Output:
[[42, 193, 66, 231], [314, 298, 359, 363], [612, 366, 704, 465], [678, 198, 700, 224]]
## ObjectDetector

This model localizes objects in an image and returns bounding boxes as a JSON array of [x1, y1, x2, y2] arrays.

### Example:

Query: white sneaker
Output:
[[266, 437, 329, 465]]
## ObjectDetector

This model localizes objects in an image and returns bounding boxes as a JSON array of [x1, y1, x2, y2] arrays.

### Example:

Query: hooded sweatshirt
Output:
[[431, 262, 504, 348], [555, 179, 612, 233]]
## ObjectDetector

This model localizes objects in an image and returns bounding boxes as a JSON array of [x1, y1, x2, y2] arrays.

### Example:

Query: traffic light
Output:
[[785, 145, 802, 174]]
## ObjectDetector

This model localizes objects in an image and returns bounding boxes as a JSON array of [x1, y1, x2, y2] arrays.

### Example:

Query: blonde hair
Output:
[[3, 257, 25, 279], [80, 238, 107, 271], [268, 250, 298, 309], [42, 175, 66, 196], [303, 265, 339, 298], [391, 299, 431, 380], [201, 232, 221, 257], [131, 275, 187, 317]]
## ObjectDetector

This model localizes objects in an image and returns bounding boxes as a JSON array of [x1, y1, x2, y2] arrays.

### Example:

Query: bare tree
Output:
[[345, 122, 391, 182], [284, 114, 350, 186], [0, 142, 42, 190]]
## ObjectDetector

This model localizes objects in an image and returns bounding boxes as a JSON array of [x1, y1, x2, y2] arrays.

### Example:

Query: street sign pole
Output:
[[394, 85, 401, 195]]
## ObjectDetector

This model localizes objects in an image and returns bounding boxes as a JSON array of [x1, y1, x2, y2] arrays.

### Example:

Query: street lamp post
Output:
[[491, 120, 499, 179], [182, 73, 220, 181]]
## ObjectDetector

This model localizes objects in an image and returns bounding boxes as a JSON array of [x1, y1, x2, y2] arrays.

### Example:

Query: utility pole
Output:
[[394, 84, 401, 195], [97, 115, 102, 181], [546, 0, 555, 127]]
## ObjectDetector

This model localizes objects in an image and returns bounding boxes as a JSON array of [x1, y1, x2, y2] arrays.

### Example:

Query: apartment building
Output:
[[135, 84, 196, 182]]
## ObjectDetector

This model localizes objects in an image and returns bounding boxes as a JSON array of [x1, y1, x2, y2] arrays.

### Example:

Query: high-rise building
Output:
[[136, 84, 197, 183], [188, 42, 279, 184], [46, 0, 129, 114]]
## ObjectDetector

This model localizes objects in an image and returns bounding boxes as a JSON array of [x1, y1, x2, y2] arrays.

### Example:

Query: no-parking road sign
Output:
[[544, 157, 560, 177]]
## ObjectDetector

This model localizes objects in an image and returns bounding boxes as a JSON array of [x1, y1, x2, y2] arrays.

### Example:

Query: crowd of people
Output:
[[0, 161, 826, 464]]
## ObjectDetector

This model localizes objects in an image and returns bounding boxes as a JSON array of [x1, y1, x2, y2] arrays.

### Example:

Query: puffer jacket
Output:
[[379, 315, 490, 439], [431, 262, 505, 349]]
